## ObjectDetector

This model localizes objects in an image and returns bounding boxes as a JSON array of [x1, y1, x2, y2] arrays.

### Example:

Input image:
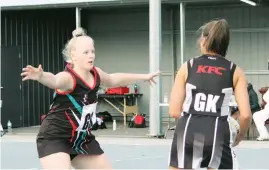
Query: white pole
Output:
[[149, 0, 162, 137], [76, 7, 81, 28], [180, 3, 185, 65]]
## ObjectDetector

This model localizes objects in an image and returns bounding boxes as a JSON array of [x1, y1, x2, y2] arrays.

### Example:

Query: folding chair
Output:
[[164, 117, 177, 138], [164, 112, 183, 139]]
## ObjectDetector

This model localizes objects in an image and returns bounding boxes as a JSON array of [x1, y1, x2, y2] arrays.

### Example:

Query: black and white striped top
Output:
[[182, 54, 236, 117]]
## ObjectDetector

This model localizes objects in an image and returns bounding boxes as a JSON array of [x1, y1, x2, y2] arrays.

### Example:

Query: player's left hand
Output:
[[232, 133, 244, 147]]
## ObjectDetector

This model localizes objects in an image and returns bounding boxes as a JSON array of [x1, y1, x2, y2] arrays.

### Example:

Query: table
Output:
[[98, 93, 143, 127]]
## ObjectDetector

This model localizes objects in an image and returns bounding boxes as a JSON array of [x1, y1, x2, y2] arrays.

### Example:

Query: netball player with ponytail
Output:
[[168, 19, 252, 169], [21, 28, 160, 169]]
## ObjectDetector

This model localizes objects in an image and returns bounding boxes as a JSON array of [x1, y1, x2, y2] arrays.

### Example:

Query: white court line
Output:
[[2, 135, 269, 149], [113, 155, 165, 162]]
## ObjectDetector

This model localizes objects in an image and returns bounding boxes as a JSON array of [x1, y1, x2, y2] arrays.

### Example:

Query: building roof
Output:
[[0, 0, 264, 10]]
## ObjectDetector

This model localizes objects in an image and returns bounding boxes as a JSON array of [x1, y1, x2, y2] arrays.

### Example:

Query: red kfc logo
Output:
[[196, 65, 226, 76]]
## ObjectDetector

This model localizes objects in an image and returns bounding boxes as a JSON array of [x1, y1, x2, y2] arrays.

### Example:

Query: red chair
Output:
[[259, 87, 269, 109], [265, 119, 269, 125]]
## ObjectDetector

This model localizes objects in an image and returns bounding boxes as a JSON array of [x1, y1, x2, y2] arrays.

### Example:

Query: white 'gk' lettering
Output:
[[194, 93, 220, 113]]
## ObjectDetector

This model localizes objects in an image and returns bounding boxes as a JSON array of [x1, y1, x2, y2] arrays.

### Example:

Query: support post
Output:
[[180, 3, 185, 65], [170, 7, 177, 79], [76, 7, 81, 28], [149, 0, 162, 137]]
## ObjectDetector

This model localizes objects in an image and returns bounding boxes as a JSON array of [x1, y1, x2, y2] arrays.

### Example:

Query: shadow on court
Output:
[[1, 140, 269, 169]]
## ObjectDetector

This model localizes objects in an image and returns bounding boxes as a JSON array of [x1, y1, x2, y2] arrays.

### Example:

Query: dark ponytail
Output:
[[200, 19, 230, 57]]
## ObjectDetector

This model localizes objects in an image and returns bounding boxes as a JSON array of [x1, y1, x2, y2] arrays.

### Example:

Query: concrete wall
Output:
[[84, 4, 269, 121], [85, 6, 174, 121]]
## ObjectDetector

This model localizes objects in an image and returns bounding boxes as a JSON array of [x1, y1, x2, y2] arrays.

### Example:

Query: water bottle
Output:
[[7, 120, 12, 133], [134, 84, 138, 94], [163, 93, 168, 103], [128, 85, 133, 93], [113, 120, 117, 131]]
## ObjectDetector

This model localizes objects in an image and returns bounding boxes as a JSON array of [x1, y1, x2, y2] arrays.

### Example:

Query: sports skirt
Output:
[[169, 113, 236, 169], [36, 118, 104, 159]]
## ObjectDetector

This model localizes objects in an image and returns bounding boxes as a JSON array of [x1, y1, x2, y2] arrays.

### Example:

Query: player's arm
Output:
[[38, 72, 75, 92], [95, 67, 159, 87], [233, 66, 252, 139], [21, 64, 74, 92], [169, 62, 188, 119]]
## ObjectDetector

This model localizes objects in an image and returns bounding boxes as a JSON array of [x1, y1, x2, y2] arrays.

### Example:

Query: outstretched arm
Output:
[[95, 67, 160, 87], [21, 65, 74, 92], [38, 72, 74, 91]]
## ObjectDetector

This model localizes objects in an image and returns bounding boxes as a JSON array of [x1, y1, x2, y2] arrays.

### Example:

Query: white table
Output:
[[159, 103, 176, 138]]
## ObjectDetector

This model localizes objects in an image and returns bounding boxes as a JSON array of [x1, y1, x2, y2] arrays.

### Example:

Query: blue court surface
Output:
[[1, 135, 269, 169]]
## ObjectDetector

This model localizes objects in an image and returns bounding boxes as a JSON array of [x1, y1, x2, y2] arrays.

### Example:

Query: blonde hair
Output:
[[62, 27, 93, 63]]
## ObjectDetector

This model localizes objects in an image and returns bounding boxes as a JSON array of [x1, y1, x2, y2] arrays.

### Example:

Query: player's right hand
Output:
[[21, 64, 43, 81]]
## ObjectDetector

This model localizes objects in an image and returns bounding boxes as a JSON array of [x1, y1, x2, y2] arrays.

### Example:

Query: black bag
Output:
[[97, 111, 113, 122], [91, 117, 107, 130]]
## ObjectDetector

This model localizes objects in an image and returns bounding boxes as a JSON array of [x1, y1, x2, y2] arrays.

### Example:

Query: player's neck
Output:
[[202, 51, 219, 56], [73, 66, 89, 80]]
